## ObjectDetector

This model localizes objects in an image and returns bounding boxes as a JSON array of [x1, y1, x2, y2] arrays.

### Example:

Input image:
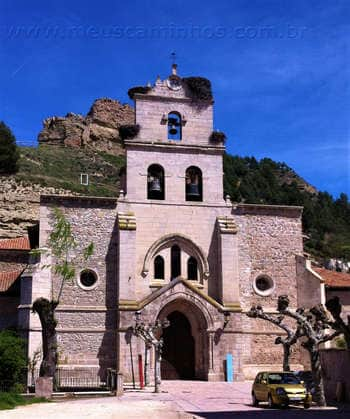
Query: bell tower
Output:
[[124, 65, 225, 204]]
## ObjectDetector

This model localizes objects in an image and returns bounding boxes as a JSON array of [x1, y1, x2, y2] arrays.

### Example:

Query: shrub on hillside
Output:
[[0, 121, 19, 174]]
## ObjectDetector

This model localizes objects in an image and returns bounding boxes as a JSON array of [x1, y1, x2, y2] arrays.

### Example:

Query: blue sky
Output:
[[0, 0, 349, 197]]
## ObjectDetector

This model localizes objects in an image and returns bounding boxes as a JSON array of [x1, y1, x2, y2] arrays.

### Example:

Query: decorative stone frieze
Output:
[[216, 216, 238, 234], [117, 212, 136, 230]]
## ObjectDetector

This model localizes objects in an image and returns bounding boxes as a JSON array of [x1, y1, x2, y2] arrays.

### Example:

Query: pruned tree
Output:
[[247, 305, 301, 372], [325, 296, 350, 348], [248, 295, 341, 406], [277, 295, 340, 407], [31, 208, 93, 380]]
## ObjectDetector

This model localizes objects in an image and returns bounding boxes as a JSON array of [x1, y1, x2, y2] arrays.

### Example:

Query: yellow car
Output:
[[252, 372, 312, 409]]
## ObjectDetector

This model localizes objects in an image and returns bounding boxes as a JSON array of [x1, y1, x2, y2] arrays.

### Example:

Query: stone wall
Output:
[[29, 194, 306, 381], [134, 74, 213, 146], [117, 199, 303, 309], [296, 255, 323, 307], [235, 205, 304, 311], [321, 349, 350, 402], [125, 145, 224, 204], [136, 97, 213, 145], [117, 199, 230, 300], [116, 198, 305, 381], [0, 296, 19, 329], [26, 196, 118, 373]]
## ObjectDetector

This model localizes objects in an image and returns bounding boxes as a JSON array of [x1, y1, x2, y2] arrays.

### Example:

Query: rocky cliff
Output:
[[38, 98, 134, 154], [0, 177, 74, 238]]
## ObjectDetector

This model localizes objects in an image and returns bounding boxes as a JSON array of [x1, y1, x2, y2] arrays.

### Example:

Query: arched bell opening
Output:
[[167, 111, 182, 140], [157, 298, 210, 380], [147, 164, 165, 200], [185, 166, 203, 202]]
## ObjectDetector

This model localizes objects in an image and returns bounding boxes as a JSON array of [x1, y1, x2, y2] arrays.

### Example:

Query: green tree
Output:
[[0, 330, 27, 391], [0, 121, 19, 174]]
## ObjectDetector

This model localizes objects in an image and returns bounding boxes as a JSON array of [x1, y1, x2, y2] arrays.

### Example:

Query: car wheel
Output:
[[252, 392, 259, 407], [268, 394, 274, 408]]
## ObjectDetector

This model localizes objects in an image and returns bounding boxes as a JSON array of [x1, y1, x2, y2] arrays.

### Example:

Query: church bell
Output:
[[168, 117, 179, 136], [149, 177, 161, 192], [187, 182, 200, 197], [169, 125, 178, 135]]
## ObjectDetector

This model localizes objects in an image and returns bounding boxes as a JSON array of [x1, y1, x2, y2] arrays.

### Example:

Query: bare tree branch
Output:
[[247, 305, 300, 371]]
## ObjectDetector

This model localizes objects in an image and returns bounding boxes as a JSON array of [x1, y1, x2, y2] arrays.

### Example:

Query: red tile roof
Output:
[[0, 270, 22, 292], [314, 267, 350, 288], [0, 237, 31, 250]]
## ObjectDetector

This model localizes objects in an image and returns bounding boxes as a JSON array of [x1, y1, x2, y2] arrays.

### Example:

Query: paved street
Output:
[[1, 381, 349, 418], [128, 381, 350, 418]]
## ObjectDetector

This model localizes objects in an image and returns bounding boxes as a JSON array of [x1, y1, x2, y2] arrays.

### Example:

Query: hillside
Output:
[[223, 154, 350, 261], [0, 146, 124, 238], [17, 146, 124, 196]]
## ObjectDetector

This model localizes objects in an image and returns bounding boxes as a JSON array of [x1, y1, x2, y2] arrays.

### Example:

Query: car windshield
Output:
[[268, 373, 300, 384]]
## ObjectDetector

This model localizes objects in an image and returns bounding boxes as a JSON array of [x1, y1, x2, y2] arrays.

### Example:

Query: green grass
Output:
[[16, 145, 125, 197], [0, 392, 47, 410]]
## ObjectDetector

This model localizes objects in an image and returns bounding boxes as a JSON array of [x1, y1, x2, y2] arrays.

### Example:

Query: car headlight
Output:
[[276, 387, 286, 396]]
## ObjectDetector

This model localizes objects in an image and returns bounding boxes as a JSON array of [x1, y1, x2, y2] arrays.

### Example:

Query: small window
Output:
[[187, 257, 198, 281], [147, 164, 165, 200], [167, 112, 182, 140], [80, 173, 89, 186], [119, 166, 126, 193], [253, 275, 275, 296], [185, 166, 203, 202], [78, 269, 98, 290], [154, 255, 165, 280], [171, 245, 181, 279]]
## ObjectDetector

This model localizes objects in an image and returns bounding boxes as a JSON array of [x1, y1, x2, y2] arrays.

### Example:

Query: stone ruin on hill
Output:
[[38, 98, 134, 154]]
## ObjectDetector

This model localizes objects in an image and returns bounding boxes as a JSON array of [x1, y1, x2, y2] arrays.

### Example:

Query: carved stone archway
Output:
[[142, 233, 210, 279], [157, 297, 209, 380]]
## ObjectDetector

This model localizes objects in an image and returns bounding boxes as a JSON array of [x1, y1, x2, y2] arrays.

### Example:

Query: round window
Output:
[[79, 269, 98, 290], [253, 275, 274, 296]]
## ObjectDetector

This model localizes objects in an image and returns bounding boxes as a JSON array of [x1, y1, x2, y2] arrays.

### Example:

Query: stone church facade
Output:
[[19, 65, 323, 382]]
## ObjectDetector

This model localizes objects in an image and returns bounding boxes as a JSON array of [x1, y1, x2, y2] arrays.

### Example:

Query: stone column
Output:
[[117, 211, 137, 303], [217, 216, 240, 308]]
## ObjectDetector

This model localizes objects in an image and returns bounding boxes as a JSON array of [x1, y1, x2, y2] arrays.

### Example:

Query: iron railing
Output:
[[28, 367, 115, 392], [55, 367, 107, 391], [2, 367, 117, 393]]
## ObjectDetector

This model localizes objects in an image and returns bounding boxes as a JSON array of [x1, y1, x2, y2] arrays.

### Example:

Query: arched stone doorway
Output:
[[161, 311, 195, 379], [157, 298, 209, 380]]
